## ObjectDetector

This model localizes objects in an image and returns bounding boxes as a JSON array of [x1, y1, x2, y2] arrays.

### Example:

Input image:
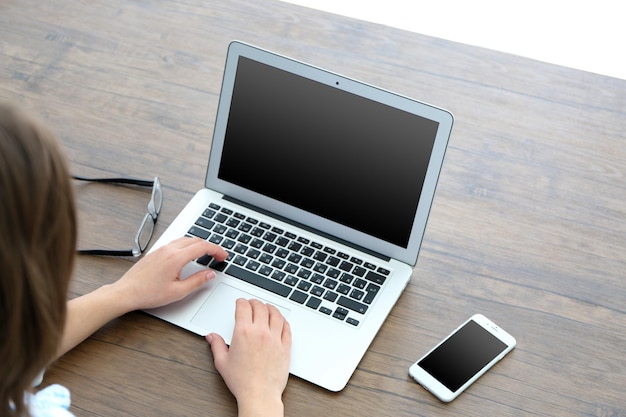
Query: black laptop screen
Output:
[[218, 57, 439, 248]]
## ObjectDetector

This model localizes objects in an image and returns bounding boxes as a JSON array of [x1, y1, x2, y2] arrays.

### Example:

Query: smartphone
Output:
[[408, 314, 516, 402]]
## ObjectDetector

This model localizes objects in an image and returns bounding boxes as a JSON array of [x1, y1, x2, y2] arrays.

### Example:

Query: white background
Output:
[[281, 0, 625, 80]]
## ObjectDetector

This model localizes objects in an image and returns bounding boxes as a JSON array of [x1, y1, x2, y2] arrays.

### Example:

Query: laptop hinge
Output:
[[222, 195, 391, 262]]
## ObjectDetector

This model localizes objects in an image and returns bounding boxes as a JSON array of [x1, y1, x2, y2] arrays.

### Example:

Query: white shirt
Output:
[[26, 384, 75, 417]]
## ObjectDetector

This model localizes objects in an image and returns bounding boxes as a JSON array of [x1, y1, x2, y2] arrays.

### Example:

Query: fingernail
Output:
[[206, 334, 213, 343], [206, 270, 216, 280]]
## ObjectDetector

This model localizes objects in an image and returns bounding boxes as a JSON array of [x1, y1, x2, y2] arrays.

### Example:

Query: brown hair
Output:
[[0, 103, 77, 416]]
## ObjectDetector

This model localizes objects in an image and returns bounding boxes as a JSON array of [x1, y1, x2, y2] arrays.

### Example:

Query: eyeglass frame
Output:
[[73, 175, 162, 257]]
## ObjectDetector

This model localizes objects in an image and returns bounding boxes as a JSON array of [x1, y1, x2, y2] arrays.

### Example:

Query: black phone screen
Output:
[[418, 319, 508, 392]]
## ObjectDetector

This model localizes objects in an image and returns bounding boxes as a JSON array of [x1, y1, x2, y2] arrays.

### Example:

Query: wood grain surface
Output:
[[1, 0, 624, 415]]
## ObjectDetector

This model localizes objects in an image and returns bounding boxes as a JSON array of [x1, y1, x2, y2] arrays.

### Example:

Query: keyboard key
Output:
[[214, 213, 228, 223], [213, 224, 227, 234], [333, 307, 348, 320], [208, 235, 223, 244], [310, 285, 324, 296], [188, 226, 210, 240], [365, 270, 387, 285], [323, 291, 338, 302], [284, 275, 298, 286], [245, 260, 260, 271], [297, 280, 312, 292], [320, 307, 332, 315], [326, 256, 340, 267], [323, 278, 338, 290], [326, 268, 340, 279], [196, 254, 212, 265], [250, 238, 264, 248], [337, 296, 368, 314], [350, 288, 364, 300], [339, 261, 353, 272], [258, 265, 273, 276], [310, 273, 324, 284], [337, 284, 351, 295], [354, 278, 367, 289], [300, 246, 314, 257], [313, 251, 327, 262], [209, 259, 228, 272], [233, 244, 248, 254], [263, 231, 277, 242], [346, 317, 360, 326], [259, 253, 273, 264], [246, 249, 260, 259], [339, 273, 354, 284], [226, 265, 291, 297], [262, 243, 277, 254], [225, 218, 240, 228], [271, 270, 286, 281], [299, 257, 314, 269], [306, 297, 322, 309], [353, 266, 367, 277], [195, 217, 215, 230], [288, 241, 302, 252], [296, 269, 311, 279], [289, 290, 308, 304], [271, 259, 286, 269], [222, 239, 236, 250]]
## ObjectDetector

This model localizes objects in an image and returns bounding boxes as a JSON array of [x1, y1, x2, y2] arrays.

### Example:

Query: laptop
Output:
[[146, 41, 453, 392]]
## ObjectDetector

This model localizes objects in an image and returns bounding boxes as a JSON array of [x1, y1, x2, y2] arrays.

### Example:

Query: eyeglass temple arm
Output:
[[72, 175, 154, 187]]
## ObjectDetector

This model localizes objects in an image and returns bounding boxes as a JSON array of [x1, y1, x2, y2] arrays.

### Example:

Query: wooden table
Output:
[[2, 1, 625, 415]]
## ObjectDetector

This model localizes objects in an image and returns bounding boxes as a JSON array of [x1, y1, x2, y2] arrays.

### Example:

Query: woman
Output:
[[0, 102, 291, 417]]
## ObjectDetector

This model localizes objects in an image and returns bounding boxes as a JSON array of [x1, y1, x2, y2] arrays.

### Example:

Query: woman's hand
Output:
[[112, 237, 228, 311], [207, 299, 292, 417]]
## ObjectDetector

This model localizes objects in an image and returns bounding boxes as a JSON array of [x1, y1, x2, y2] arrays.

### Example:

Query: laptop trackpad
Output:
[[190, 282, 291, 344]]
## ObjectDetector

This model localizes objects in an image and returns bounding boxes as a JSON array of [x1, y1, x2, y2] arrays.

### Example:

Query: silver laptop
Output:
[[146, 41, 453, 392]]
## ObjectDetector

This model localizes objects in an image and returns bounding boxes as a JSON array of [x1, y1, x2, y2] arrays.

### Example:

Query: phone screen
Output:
[[418, 319, 508, 392]]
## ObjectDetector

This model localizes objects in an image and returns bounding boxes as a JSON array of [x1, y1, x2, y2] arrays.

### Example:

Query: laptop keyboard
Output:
[[185, 202, 391, 327]]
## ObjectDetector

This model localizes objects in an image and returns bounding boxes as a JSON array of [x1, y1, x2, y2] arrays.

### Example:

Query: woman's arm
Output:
[[58, 237, 227, 358]]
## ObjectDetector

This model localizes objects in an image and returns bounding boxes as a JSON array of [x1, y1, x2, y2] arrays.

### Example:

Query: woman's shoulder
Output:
[[27, 384, 75, 417]]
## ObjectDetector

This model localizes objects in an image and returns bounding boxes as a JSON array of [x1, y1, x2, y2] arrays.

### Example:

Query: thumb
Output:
[[175, 270, 215, 297], [206, 333, 229, 364]]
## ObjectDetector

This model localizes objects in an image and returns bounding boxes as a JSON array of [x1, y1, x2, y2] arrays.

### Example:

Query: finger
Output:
[[178, 239, 229, 264], [206, 333, 229, 369], [172, 269, 216, 298], [234, 298, 253, 324], [282, 319, 293, 349], [267, 303, 286, 334], [167, 237, 228, 259], [248, 299, 269, 325]]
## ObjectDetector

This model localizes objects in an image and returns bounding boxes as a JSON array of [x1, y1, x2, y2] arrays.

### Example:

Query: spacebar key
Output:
[[225, 265, 292, 298]]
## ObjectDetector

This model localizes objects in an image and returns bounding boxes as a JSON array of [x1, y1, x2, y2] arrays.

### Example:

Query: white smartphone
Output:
[[408, 314, 516, 402]]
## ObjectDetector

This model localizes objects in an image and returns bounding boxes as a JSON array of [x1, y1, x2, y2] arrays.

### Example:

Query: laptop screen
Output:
[[217, 56, 440, 249]]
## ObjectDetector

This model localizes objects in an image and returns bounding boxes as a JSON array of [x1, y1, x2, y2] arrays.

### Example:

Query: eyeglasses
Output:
[[73, 175, 162, 257]]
